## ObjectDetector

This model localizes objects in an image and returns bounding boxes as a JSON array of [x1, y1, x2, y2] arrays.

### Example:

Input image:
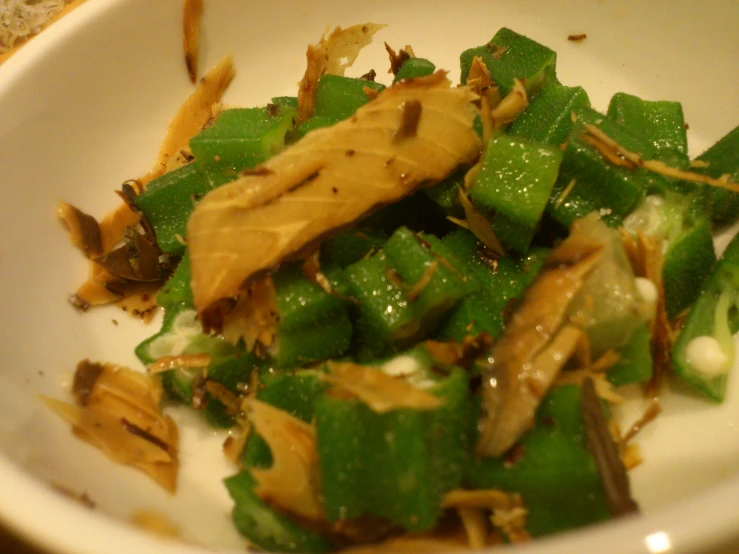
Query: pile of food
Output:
[[50, 21, 739, 553]]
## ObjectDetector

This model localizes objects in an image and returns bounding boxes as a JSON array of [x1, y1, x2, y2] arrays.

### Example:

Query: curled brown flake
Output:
[[121, 418, 173, 455], [183, 0, 203, 83], [94, 227, 166, 282], [568, 33, 587, 42], [385, 42, 412, 75], [581, 378, 639, 517], [72, 360, 104, 406], [57, 201, 104, 259], [360, 69, 377, 81], [394, 99, 423, 142]]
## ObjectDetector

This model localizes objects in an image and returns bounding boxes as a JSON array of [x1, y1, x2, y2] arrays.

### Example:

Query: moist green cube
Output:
[[394, 57, 436, 82], [298, 75, 385, 137], [547, 108, 657, 228], [383, 228, 475, 320], [460, 28, 557, 97], [692, 124, 739, 226], [134, 163, 209, 256], [469, 134, 563, 253], [508, 84, 590, 146], [315, 366, 471, 531], [607, 92, 688, 154], [463, 385, 610, 537], [189, 106, 296, 188], [606, 322, 653, 387]]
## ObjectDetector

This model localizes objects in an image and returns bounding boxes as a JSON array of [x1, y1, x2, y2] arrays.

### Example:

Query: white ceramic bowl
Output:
[[1, 1, 738, 553]]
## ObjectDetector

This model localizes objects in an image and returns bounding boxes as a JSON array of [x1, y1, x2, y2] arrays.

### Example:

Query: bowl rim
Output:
[[1, 1, 738, 553]]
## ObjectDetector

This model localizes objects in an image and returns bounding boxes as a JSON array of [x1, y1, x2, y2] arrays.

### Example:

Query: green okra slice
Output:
[[460, 28, 557, 98], [422, 170, 466, 219], [672, 233, 739, 402], [624, 192, 717, 320], [508, 83, 590, 146], [135, 302, 256, 427], [393, 57, 436, 82], [606, 322, 653, 387], [298, 75, 385, 137], [690, 124, 739, 226], [547, 108, 659, 229], [315, 357, 472, 531], [319, 227, 388, 269], [436, 230, 548, 342], [189, 106, 297, 188], [156, 250, 193, 312], [607, 92, 688, 154], [383, 228, 476, 320], [464, 385, 610, 537], [133, 163, 210, 256], [469, 133, 563, 253], [243, 371, 326, 469], [271, 265, 352, 368], [344, 252, 421, 358], [225, 470, 332, 554]]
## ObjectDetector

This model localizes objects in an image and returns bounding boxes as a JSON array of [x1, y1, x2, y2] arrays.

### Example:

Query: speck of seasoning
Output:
[[332, 187, 338, 194], [38, 371, 45, 377], [345, 149, 355, 157], [568, 33, 587, 42], [112, 319, 118, 326], [684, 122, 690, 130], [213, 155, 221, 162]]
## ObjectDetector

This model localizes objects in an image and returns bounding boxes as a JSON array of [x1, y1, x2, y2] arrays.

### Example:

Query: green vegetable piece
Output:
[[383, 228, 475, 320], [315, 364, 472, 531], [508, 84, 590, 146], [422, 170, 465, 219], [469, 133, 563, 253], [298, 75, 385, 137], [394, 57, 436, 82], [464, 385, 610, 537], [319, 227, 387, 268], [225, 470, 332, 553], [547, 108, 657, 228], [607, 92, 688, 154], [271, 96, 298, 110], [460, 28, 557, 97], [189, 106, 296, 188], [673, 233, 739, 402], [607, 322, 653, 387], [436, 230, 548, 341], [134, 163, 209, 256], [243, 371, 325, 469], [272, 265, 352, 368], [156, 250, 193, 312], [135, 303, 255, 427], [692, 124, 739, 226], [624, 192, 717, 319]]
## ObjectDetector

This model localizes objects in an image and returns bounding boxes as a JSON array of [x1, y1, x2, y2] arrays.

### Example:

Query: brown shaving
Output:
[[385, 42, 414, 75], [490, 79, 528, 130], [581, 377, 639, 517], [57, 202, 104, 258], [130, 509, 180, 539], [554, 178, 577, 209], [147, 353, 212, 373], [567, 34, 587, 42], [394, 99, 423, 141], [583, 123, 739, 192], [243, 398, 324, 522], [43, 362, 179, 492], [183, 0, 203, 83], [406, 261, 438, 302], [458, 187, 506, 257], [622, 399, 662, 444], [298, 24, 385, 123], [322, 361, 444, 413]]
